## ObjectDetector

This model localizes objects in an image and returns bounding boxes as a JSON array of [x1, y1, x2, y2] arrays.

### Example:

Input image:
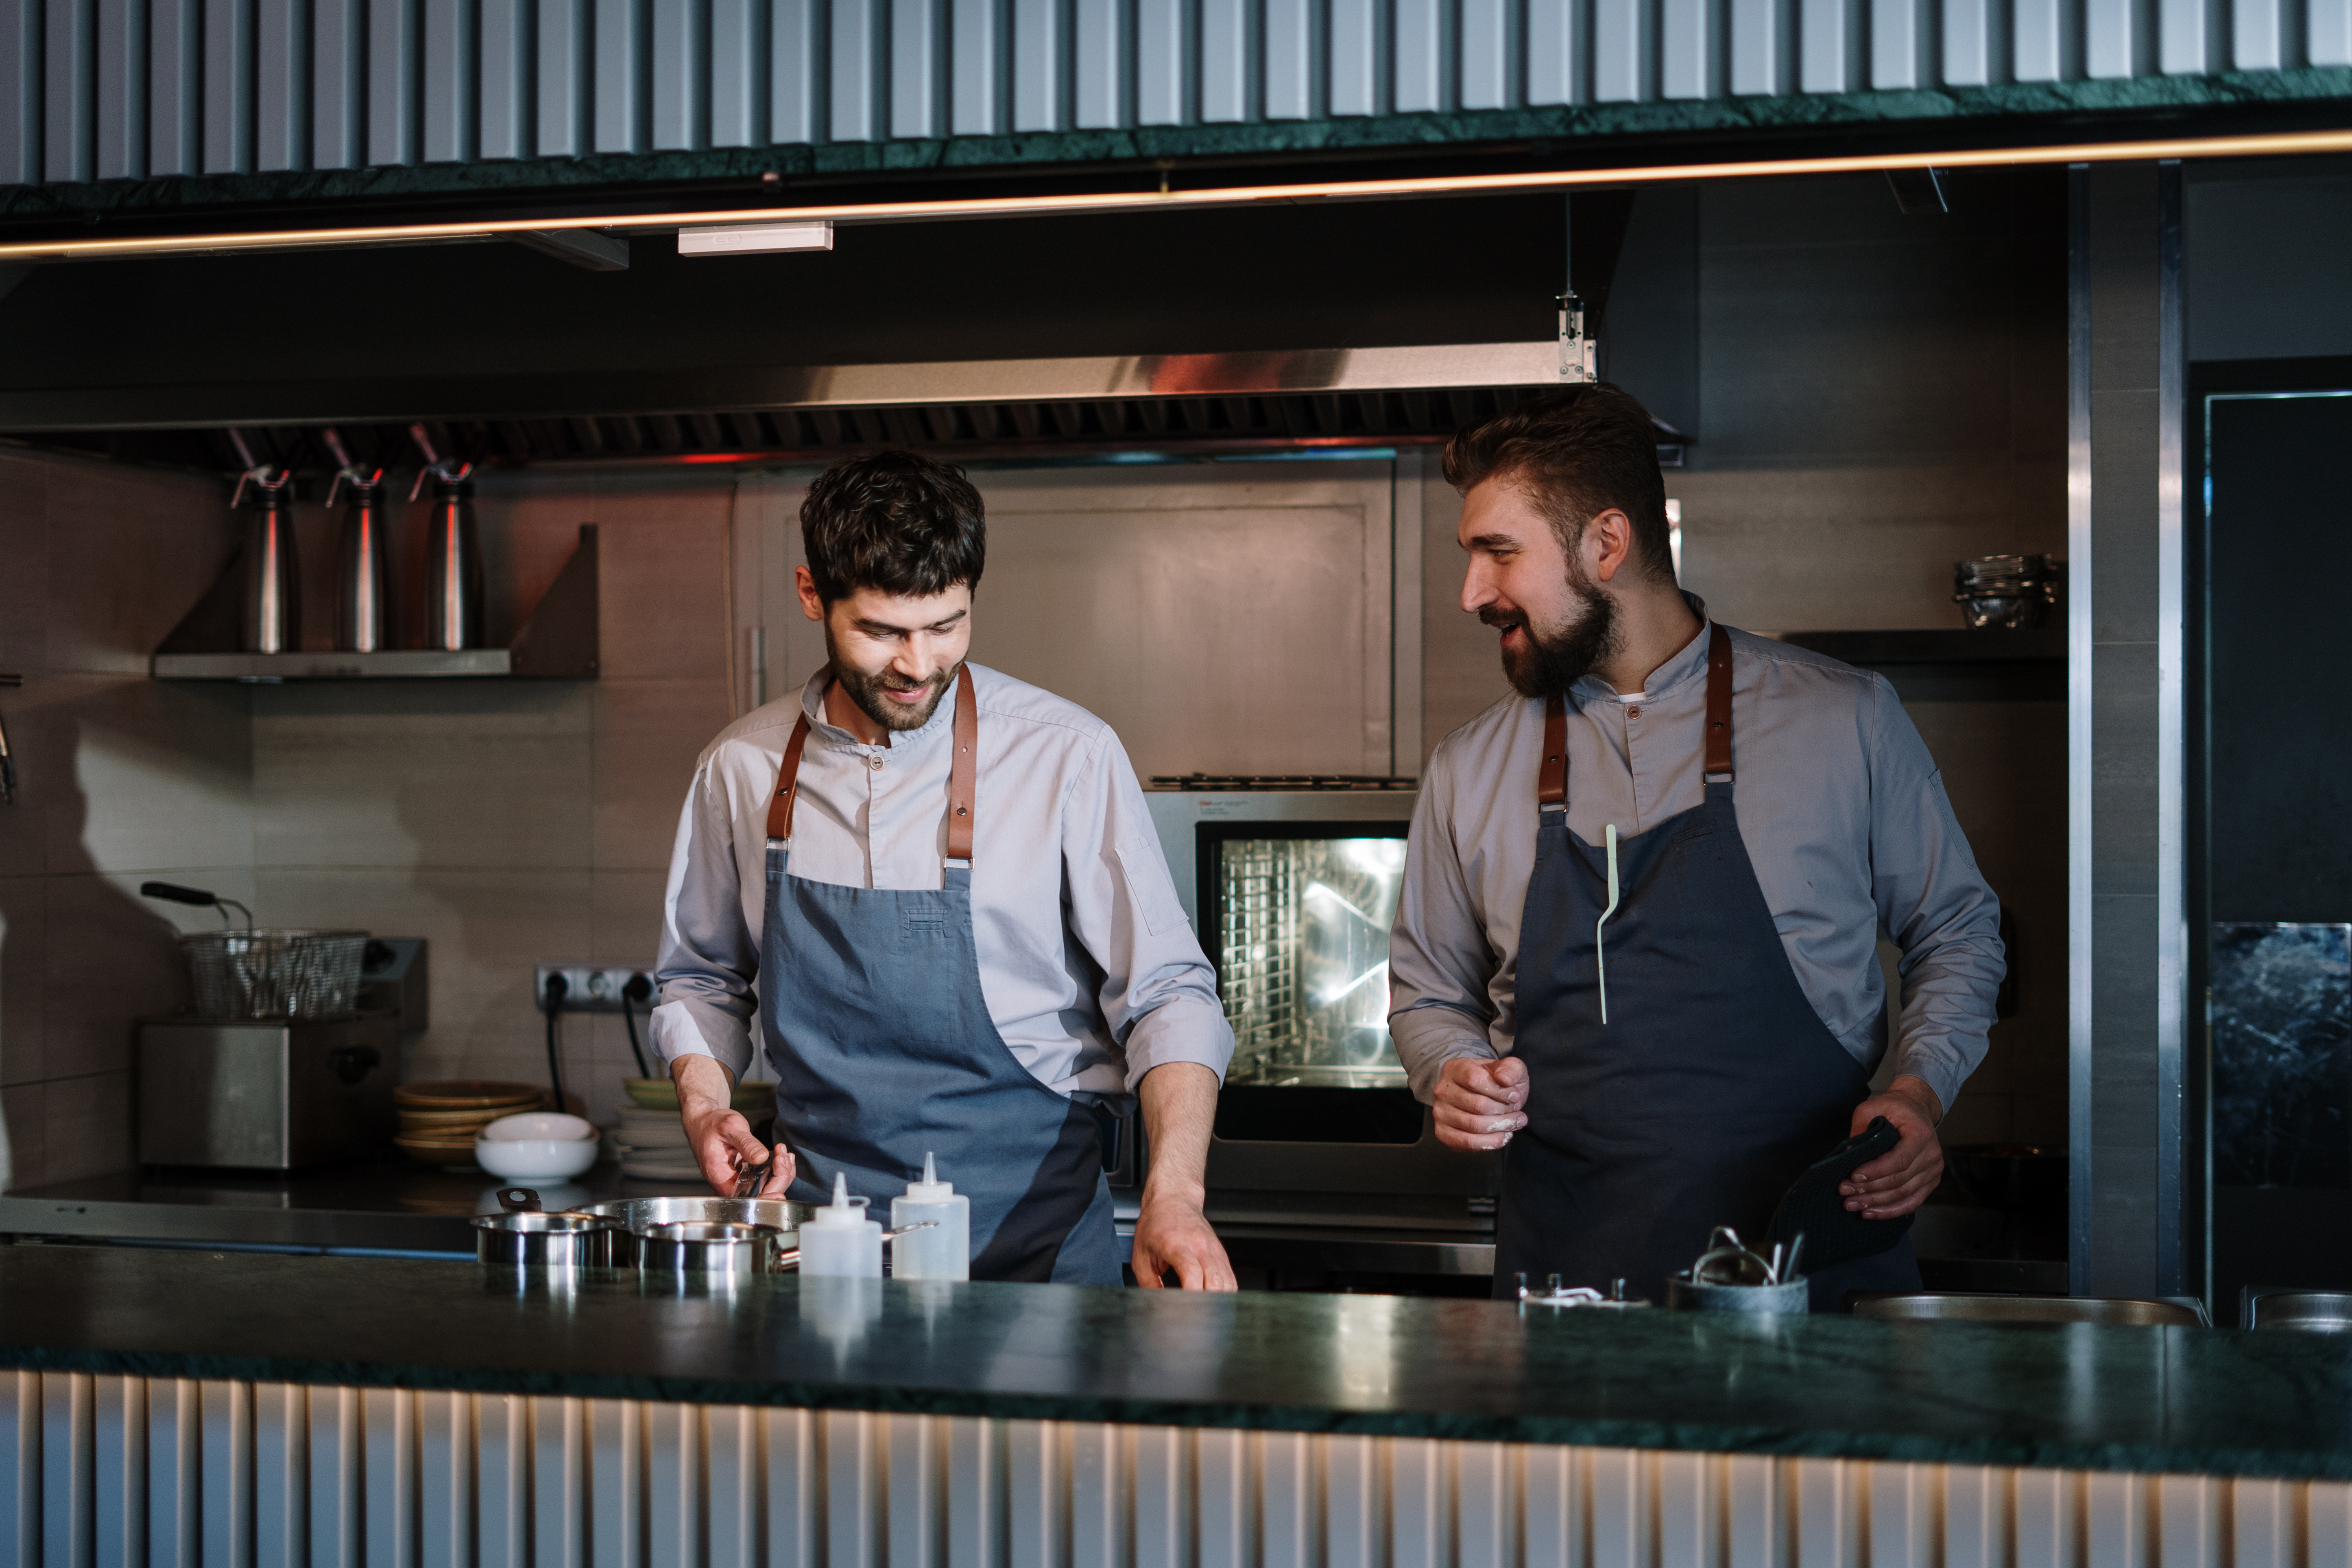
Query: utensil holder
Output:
[[1665, 1274, 1811, 1313]]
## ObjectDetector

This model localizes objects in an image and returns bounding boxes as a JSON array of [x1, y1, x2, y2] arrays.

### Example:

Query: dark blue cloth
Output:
[[759, 845, 1120, 1285], [1495, 781, 1920, 1312]]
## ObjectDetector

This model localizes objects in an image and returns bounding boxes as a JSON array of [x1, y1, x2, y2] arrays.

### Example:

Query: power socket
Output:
[[535, 964, 655, 1013]]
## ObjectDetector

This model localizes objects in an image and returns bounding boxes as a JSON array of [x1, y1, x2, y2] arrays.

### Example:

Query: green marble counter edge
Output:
[[1, 1250, 2350, 1481]]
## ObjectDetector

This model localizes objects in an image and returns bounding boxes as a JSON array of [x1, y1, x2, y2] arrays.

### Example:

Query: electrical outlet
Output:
[[535, 964, 656, 1012]]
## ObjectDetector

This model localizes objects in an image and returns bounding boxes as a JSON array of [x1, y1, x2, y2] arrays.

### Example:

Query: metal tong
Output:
[[732, 1152, 774, 1198]]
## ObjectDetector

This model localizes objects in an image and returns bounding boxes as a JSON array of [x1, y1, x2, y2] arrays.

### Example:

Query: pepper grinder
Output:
[[323, 428, 395, 653], [408, 423, 483, 652]]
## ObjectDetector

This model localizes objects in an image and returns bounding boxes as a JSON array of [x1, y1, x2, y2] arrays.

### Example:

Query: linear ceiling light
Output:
[[4, 126, 2350, 264], [676, 220, 836, 256]]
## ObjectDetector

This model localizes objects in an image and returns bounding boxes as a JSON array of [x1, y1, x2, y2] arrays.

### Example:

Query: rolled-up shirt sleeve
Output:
[[1063, 732, 1235, 1092], [1864, 676, 2005, 1116], [1388, 747, 1506, 1102], [650, 758, 761, 1085]]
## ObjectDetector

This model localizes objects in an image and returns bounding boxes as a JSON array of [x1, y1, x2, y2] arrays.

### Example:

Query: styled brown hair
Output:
[[1442, 384, 1673, 583], [801, 451, 986, 604]]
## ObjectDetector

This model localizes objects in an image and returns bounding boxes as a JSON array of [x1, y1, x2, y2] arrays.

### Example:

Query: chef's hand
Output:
[[1433, 1054, 1527, 1151], [1841, 1075, 1944, 1219], [673, 1054, 794, 1197], [1132, 1193, 1236, 1291], [1133, 1062, 1237, 1290]]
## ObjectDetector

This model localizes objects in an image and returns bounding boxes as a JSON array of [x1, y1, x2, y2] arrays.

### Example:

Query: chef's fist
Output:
[[1433, 1055, 1527, 1152], [1839, 1075, 1944, 1219]]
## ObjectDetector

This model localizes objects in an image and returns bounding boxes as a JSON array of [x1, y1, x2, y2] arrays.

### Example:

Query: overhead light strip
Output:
[[4, 126, 2350, 262]]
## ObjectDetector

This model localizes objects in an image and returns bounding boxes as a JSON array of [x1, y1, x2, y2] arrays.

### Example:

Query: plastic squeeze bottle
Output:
[[890, 1152, 971, 1280], [799, 1171, 882, 1278]]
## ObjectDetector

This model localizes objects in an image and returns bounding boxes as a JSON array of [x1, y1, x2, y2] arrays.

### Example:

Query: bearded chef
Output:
[[1388, 386, 2006, 1309], [651, 451, 1237, 1289]]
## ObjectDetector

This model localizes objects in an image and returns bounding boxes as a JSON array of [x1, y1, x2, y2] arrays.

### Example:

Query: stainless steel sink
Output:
[[1852, 1293, 2204, 1327], [2247, 1292, 2352, 1332]]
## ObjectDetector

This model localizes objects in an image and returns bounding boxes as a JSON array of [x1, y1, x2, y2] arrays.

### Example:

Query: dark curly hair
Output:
[[800, 451, 986, 604], [1441, 384, 1673, 584]]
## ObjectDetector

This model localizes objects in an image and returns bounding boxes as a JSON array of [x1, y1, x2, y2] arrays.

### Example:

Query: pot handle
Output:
[[498, 1187, 542, 1214]]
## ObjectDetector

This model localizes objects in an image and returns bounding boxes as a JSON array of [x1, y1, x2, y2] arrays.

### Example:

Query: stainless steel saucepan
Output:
[[471, 1210, 621, 1268], [567, 1196, 819, 1266], [635, 1220, 797, 1276]]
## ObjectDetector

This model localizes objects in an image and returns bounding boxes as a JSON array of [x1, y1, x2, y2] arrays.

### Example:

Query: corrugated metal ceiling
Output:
[[2, 0, 2345, 192]]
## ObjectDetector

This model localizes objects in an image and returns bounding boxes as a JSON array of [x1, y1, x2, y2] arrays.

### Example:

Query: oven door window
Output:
[[1215, 835, 1408, 1088]]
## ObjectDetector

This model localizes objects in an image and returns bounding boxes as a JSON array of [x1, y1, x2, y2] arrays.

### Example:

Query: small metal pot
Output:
[[569, 1197, 815, 1266], [1665, 1274, 1811, 1314], [636, 1220, 790, 1276], [471, 1210, 619, 1268]]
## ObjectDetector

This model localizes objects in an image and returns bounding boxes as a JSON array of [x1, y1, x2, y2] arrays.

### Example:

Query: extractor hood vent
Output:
[[14, 341, 1689, 470]]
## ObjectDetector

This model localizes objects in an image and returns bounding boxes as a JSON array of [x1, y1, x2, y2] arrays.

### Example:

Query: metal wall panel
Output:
[[5, 0, 2345, 189], [7, 1371, 2352, 1565]]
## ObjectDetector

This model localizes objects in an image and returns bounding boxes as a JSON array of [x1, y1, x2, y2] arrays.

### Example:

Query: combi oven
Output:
[[1143, 780, 1501, 1205]]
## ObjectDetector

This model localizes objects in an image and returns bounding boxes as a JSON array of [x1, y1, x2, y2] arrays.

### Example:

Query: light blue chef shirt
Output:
[[652, 663, 1233, 1099]]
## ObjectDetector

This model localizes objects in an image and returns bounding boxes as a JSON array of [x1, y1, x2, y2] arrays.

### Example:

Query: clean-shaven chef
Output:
[[1389, 386, 2006, 1309], [652, 451, 1237, 1289]]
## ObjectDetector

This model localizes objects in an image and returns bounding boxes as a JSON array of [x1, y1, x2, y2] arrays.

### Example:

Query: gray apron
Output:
[[758, 665, 1121, 1285], [1492, 625, 1921, 1311]]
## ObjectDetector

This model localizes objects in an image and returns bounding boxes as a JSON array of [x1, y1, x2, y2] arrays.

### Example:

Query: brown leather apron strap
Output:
[[1703, 622, 1735, 781], [1539, 694, 1568, 807], [765, 663, 980, 859], [1532, 622, 1735, 809], [946, 663, 977, 861], [765, 709, 814, 841]]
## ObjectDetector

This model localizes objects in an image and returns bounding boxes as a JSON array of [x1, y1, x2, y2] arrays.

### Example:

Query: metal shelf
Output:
[[152, 649, 516, 680], [151, 524, 598, 682]]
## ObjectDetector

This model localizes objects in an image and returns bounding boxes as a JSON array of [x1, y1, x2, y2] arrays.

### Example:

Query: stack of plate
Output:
[[614, 1104, 703, 1182], [613, 1079, 775, 1182], [394, 1081, 546, 1169]]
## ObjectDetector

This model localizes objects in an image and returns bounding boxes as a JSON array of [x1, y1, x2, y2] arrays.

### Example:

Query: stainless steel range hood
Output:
[[18, 333, 1692, 470], [753, 340, 1565, 408]]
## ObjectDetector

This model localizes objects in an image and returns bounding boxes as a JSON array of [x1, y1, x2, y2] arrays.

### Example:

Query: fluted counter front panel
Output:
[[7, 1371, 2350, 1568]]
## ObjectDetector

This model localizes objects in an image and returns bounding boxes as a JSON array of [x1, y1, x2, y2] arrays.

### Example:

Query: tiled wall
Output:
[[0, 449, 253, 1190], [249, 469, 735, 1131]]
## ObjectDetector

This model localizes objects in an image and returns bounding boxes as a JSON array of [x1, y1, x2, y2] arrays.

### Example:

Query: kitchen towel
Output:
[[1765, 1116, 1913, 1269]]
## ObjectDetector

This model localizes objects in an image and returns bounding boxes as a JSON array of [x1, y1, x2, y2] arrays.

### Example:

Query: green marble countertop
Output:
[[4, 1246, 2348, 1480]]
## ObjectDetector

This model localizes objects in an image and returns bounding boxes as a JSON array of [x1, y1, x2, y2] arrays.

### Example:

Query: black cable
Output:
[[541, 972, 569, 1112], [620, 973, 653, 1077]]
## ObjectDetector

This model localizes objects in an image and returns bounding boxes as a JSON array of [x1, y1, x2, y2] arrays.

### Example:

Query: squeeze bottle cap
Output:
[[903, 1151, 956, 1204], [808, 1169, 872, 1227]]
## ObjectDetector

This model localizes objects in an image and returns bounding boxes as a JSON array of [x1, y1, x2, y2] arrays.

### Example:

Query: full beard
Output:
[[1483, 574, 1621, 700], [828, 641, 957, 734]]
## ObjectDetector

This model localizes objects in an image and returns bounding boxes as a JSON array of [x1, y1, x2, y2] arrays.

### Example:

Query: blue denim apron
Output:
[[1494, 626, 1921, 1311], [759, 665, 1121, 1285]]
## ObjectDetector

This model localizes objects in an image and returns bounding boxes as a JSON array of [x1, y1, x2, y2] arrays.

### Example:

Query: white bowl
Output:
[[480, 1112, 597, 1143], [474, 1136, 600, 1180]]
